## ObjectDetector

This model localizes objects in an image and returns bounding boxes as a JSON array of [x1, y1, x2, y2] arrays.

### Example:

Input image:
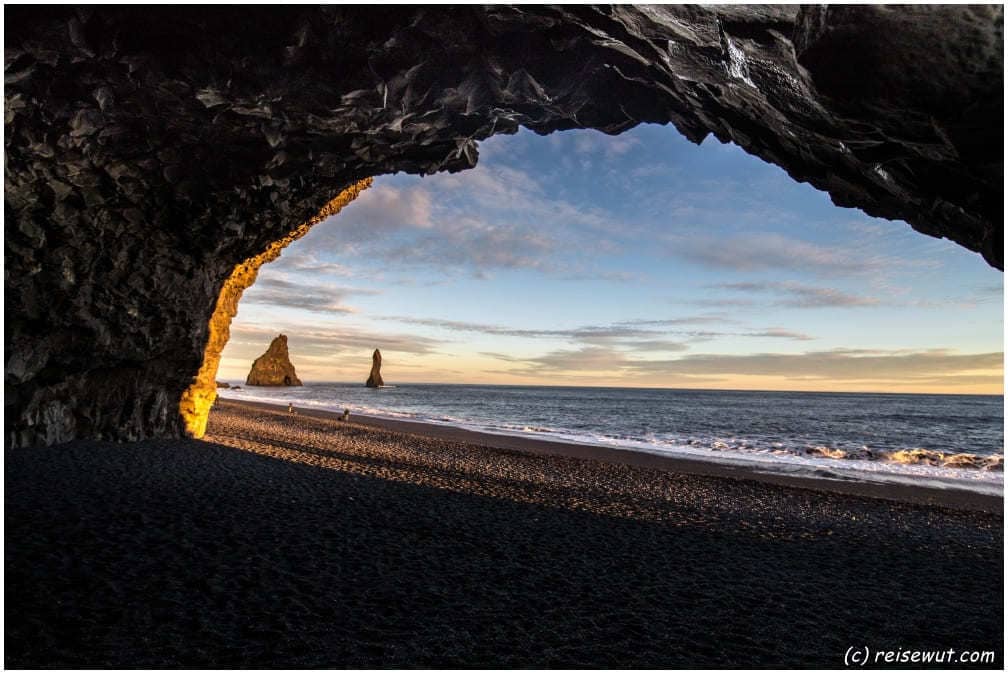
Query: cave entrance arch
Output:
[[178, 179, 372, 438], [5, 6, 1001, 447]]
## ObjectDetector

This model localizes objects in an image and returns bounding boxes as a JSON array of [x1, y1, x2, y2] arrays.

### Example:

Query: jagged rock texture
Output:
[[4, 6, 1003, 446], [245, 335, 303, 387], [366, 350, 384, 389]]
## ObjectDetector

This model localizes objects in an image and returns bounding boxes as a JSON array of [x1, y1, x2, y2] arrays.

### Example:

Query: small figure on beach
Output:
[[341, 409, 351, 422], [288, 402, 295, 415]]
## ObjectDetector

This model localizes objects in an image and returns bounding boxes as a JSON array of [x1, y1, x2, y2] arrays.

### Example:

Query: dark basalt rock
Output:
[[4, 6, 1002, 446], [366, 349, 384, 389], [245, 335, 303, 387]]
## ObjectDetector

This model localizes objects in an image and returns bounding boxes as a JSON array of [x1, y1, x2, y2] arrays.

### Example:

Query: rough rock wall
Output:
[[4, 6, 1003, 447]]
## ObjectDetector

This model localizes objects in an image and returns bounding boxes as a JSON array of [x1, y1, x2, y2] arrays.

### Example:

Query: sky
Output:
[[218, 124, 1003, 394]]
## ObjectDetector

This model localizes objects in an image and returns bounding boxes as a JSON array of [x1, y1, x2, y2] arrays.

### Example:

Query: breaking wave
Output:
[[804, 446, 1002, 471]]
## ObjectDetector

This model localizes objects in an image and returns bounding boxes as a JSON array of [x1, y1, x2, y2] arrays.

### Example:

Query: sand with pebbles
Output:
[[5, 399, 1002, 667]]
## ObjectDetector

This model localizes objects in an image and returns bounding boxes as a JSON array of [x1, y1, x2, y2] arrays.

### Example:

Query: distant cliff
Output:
[[246, 335, 303, 386], [365, 349, 384, 388]]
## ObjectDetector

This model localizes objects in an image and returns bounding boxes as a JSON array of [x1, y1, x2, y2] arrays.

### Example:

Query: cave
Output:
[[4, 5, 1003, 448]]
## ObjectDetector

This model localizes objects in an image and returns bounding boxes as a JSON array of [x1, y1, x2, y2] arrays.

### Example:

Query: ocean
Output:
[[219, 383, 1004, 494]]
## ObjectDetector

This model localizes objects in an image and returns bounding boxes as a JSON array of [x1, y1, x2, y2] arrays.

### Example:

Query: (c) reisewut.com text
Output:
[[844, 646, 996, 667]]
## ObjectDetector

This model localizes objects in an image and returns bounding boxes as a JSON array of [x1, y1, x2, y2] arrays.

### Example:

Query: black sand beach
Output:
[[239, 399, 1003, 513], [5, 399, 1003, 668]]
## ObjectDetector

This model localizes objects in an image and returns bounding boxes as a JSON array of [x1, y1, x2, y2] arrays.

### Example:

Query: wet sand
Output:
[[5, 399, 1003, 668]]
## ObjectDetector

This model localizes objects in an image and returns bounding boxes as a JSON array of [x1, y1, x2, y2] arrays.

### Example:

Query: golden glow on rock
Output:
[[179, 178, 373, 438]]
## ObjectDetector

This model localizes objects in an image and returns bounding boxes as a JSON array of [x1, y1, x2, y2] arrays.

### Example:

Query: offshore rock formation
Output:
[[4, 6, 1003, 446], [366, 350, 384, 389], [246, 335, 302, 387]]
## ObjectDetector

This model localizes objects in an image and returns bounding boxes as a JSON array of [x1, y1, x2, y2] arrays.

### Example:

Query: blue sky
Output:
[[218, 124, 1003, 393]]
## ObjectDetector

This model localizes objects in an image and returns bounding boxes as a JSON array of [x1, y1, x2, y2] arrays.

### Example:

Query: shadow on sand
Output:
[[5, 437, 1003, 668]]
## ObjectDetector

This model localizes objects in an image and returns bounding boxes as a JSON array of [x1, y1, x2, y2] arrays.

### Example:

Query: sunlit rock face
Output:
[[366, 350, 385, 389], [4, 6, 1002, 447], [245, 335, 303, 387]]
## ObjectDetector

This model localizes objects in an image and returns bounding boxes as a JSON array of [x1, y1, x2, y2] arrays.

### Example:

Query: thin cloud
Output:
[[270, 252, 353, 277], [666, 232, 891, 276], [688, 297, 759, 308], [633, 348, 1003, 382], [618, 316, 739, 327], [376, 220, 558, 273], [303, 164, 627, 278], [571, 130, 643, 158], [381, 315, 812, 345], [668, 329, 814, 342], [557, 270, 645, 283], [710, 281, 881, 308], [520, 346, 640, 372], [745, 328, 815, 341], [240, 277, 379, 314], [622, 340, 692, 352], [478, 351, 528, 363], [336, 184, 433, 235], [483, 346, 1002, 385], [378, 316, 658, 341], [628, 163, 667, 179], [379, 315, 714, 340], [228, 323, 440, 356], [379, 316, 543, 337]]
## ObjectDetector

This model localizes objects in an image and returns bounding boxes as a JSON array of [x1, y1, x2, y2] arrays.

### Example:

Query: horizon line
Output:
[[217, 379, 1005, 397]]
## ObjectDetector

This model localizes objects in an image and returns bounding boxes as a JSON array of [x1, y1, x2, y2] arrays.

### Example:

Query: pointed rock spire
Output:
[[365, 349, 384, 388]]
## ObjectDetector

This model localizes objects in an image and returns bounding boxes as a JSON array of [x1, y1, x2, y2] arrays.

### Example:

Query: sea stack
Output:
[[246, 334, 303, 386], [365, 349, 384, 388]]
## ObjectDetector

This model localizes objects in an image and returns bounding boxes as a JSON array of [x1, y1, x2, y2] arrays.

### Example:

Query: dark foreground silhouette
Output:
[[5, 403, 1003, 668]]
